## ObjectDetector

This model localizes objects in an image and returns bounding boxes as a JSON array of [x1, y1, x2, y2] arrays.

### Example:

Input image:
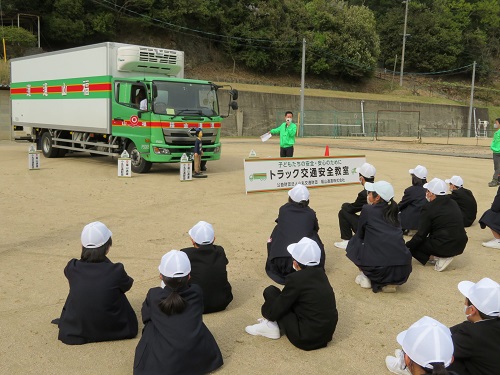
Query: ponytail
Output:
[[158, 275, 189, 316], [383, 198, 400, 227], [425, 362, 449, 375]]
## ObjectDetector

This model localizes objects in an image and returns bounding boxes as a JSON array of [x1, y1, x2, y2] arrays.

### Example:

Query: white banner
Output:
[[244, 155, 366, 193]]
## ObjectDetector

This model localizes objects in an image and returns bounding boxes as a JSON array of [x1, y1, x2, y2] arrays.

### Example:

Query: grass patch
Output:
[[0, 60, 9, 85]]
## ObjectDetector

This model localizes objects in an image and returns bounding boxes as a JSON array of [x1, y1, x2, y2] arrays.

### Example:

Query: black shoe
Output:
[[51, 318, 60, 325]]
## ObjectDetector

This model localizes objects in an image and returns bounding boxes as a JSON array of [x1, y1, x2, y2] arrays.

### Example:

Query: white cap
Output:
[[288, 184, 310, 203], [445, 176, 464, 187], [81, 221, 112, 248], [358, 163, 376, 178], [159, 250, 191, 278], [364, 181, 395, 202], [396, 316, 454, 369], [409, 165, 428, 179], [287, 237, 320, 266], [423, 178, 448, 196], [458, 277, 500, 317], [188, 221, 215, 245]]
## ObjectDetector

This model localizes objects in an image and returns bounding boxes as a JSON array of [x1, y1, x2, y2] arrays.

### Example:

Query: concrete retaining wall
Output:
[[0, 90, 10, 140]]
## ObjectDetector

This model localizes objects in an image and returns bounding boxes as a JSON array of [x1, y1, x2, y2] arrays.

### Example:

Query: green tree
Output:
[[0, 26, 37, 58]]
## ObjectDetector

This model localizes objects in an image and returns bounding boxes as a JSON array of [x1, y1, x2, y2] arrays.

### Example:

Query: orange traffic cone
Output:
[[324, 145, 330, 156]]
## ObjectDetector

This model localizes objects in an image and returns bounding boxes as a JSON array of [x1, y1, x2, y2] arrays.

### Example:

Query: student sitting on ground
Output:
[[406, 178, 468, 272], [346, 181, 412, 293], [54, 221, 138, 345], [180, 221, 233, 313], [446, 175, 477, 228], [385, 316, 458, 375], [266, 184, 325, 284], [334, 162, 376, 249], [246, 237, 338, 351], [134, 250, 223, 375], [479, 185, 500, 249], [447, 277, 500, 375], [398, 165, 427, 235]]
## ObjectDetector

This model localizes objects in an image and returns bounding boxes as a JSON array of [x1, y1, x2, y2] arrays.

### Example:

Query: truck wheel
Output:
[[41, 132, 59, 158], [127, 142, 152, 173]]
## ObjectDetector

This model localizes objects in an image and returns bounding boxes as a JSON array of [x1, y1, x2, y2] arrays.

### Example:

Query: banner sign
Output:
[[244, 155, 366, 193]]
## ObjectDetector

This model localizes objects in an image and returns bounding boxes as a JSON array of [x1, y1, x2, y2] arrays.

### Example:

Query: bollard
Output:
[[180, 153, 192, 181], [118, 150, 132, 177], [28, 144, 41, 170]]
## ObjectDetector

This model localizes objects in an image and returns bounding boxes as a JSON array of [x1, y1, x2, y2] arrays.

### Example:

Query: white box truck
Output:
[[11, 42, 238, 172]]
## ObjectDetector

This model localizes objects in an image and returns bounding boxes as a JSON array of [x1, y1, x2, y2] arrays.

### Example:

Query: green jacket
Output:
[[270, 122, 297, 148], [491, 128, 500, 153]]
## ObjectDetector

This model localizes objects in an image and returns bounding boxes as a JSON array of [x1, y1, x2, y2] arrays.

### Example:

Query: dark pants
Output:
[[409, 239, 437, 265], [493, 153, 500, 181], [280, 146, 294, 157], [338, 208, 359, 240]]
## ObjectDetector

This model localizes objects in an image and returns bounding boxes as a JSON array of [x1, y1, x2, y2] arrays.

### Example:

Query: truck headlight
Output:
[[213, 146, 221, 153], [153, 147, 171, 155]]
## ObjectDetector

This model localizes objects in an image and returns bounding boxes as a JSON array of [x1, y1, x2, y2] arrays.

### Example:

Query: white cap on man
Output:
[[409, 165, 428, 179], [159, 250, 191, 278], [396, 316, 454, 369], [188, 221, 215, 245], [288, 184, 310, 203], [358, 162, 376, 179], [423, 178, 448, 196], [445, 176, 464, 188], [287, 237, 320, 266], [81, 221, 112, 248], [364, 181, 395, 202], [458, 277, 500, 317]]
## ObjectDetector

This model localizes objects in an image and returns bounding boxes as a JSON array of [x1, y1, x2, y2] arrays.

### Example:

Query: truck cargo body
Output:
[[10, 42, 233, 173]]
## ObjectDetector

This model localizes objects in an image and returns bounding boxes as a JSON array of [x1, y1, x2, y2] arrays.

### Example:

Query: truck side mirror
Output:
[[230, 101, 238, 110], [230, 89, 238, 100]]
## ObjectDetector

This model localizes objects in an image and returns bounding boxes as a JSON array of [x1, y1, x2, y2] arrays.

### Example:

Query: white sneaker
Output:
[[482, 238, 500, 249], [434, 257, 454, 272], [386, 354, 411, 375], [334, 240, 349, 249], [355, 272, 371, 289], [245, 318, 280, 339]]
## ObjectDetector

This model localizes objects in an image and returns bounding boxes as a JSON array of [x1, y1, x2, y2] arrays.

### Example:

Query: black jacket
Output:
[[406, 195, 468, 257], [262, 267, 338, 351], [450, 187, 477, 227], [398, 185, 427, 230], [341, 189, 367, 215], [181, 244, 233, 314], [448, 318, 500, 375], [347, 202, 412, 267], [57, 257, 138, 345], [133, 284, 223, 375]]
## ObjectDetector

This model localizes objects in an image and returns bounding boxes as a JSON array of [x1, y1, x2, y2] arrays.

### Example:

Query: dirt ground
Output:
[[1, 136, 498, 375]]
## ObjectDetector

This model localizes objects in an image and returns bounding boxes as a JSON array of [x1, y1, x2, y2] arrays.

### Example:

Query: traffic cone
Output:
[[324, 145, 330, 156]]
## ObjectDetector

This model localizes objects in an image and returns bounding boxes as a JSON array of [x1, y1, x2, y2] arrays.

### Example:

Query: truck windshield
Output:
[[152, 81, 219, 117]]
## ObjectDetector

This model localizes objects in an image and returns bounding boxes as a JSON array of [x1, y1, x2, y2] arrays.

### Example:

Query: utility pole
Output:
[[299, 38, 306, 137], [467, 61, 476, 137], [399, 0, 409, 87]]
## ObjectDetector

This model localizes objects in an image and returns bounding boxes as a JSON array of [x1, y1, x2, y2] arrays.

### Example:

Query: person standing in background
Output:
[[488, 118, 500, 187], [269, 111, 297, 157]]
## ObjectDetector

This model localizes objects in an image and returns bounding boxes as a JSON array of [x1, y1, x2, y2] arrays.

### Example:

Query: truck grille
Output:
[[162, 128, 218, 147], [139, 48, 179, 65]]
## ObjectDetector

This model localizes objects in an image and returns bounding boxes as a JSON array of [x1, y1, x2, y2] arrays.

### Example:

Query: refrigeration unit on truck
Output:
[[10, 42, 238, 173]]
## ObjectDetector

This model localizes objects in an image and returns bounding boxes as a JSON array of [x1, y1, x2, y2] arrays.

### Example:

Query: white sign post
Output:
[[118, 150, 132, 177], [180, 153, 192, 181], [28, 144, 41, 170], [243, 155, 366, 193]]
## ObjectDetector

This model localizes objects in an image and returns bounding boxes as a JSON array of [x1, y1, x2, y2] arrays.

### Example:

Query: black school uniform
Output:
[[338, 189, 367, 240], [479, 185, 500, 233], [261, 267, 338, 351], [398, 185, 427, 230], [133, 284, 223, 375], [447, 318, 500, 375], [346, 202, 412, 292], [181, 244, 233, 313], [57, 257, 138, 345], [450, 187, 477, 227], [406, 195, 468, 265], [266, 201, 326, 284]]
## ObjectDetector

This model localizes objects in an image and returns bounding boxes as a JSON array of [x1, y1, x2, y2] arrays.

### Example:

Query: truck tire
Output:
[[127, 142, 152, 173], [41, 132, 60, 158]]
